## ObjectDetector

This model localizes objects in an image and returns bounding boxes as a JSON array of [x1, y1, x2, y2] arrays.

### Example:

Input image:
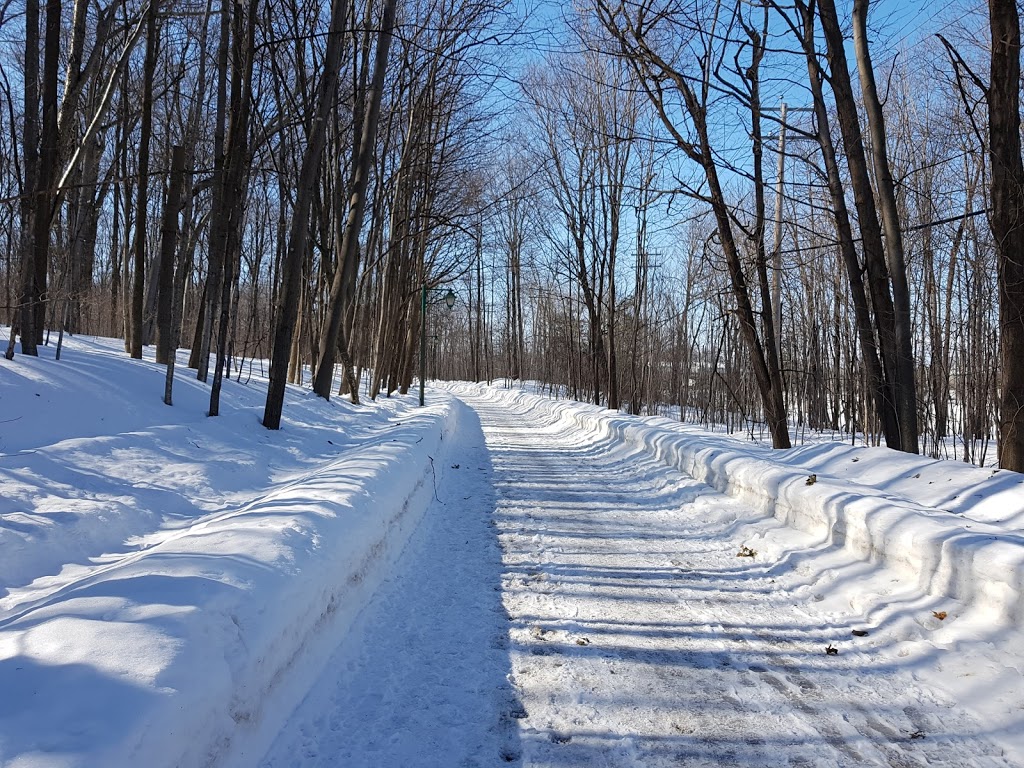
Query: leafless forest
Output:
[[2, 0, 1023, 469]]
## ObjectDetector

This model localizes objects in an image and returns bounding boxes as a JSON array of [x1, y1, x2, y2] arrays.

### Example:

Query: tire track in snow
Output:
[[463, 390, 1016, 768]]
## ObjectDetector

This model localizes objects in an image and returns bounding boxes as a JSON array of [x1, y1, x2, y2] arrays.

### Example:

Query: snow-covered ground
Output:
[[1, 335, 1022, 766], [1, 335, 457, 767]]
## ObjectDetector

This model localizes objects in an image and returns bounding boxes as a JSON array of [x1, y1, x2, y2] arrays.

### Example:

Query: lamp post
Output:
[[419, 282, 456, 406]]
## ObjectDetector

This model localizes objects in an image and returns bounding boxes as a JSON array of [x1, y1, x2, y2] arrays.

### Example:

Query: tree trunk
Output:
[[210, 0, 257, 416], [264, 0, 351, 428], [796, 0, 895, 446], [197, 0, 231, 381], [817, 0, 911, 452], [129, 2, 158, 359], [156, 146, 186, 365], [160, 146, 187, 402], [17, 0, 40, 355], [67, 127, 105, 334], [312, 0, 397, 399], [989, 0, 1024, 470], [18, 0, 61, 355], [680, 82, 789, 447], [851, 0, 919, 452], [31, 0, 61, 347]]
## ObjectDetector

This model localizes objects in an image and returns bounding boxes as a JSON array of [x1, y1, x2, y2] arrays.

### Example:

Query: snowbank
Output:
[[456, 384, 1024, 626], [1, 336, 460, 768], [133, 406, 457, 768]]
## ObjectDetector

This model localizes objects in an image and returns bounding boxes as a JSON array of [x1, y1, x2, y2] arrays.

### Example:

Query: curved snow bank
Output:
[[0, 396, 458, 768], [454, 384, 1024, 626]]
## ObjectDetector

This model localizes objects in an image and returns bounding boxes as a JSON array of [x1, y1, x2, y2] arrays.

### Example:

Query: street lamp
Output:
[[419, 282, 456, 406]]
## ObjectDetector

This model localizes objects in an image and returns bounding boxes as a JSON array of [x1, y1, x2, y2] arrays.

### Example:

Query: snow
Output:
[[1, 335, 1022, 766], [1, 335, 456, 767], [254, 399, 520, 768], [479, 385, 1024, 626]]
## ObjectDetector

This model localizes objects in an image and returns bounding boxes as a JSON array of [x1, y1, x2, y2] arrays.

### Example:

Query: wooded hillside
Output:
[[2, 0, 1021, 470]]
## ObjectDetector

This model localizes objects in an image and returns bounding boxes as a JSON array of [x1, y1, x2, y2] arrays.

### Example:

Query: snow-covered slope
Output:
[[2, 339, 1022, 767], [0, 335, 457, 768]]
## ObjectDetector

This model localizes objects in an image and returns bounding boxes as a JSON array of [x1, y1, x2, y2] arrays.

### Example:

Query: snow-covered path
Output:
[[258, 389, 1018, 767], [257, 400, 523, 767], [473, 391, 1013, 767]]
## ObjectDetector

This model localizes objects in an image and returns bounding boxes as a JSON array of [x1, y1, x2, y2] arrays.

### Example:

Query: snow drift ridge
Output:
[[462, 384, 1024, 626], [0, 388, 459, 768]]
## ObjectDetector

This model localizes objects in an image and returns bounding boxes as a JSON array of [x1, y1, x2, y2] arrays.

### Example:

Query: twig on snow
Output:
[[427, 455, 443, 504]]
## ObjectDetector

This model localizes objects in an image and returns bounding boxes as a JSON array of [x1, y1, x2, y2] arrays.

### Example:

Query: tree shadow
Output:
[[477, 396, 1022, 766], [0, 655, 156, 760]]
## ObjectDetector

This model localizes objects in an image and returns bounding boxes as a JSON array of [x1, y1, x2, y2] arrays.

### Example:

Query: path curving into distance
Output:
[[257, 386, 1016, 767]]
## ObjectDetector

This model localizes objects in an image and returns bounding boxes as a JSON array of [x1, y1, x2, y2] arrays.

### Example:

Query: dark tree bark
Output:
[[988, 0, 1024, 470], [129, 2, 158, 359], [790, 0, 895, 448], [157, 146, 186, 366], [817, 0, 916, 452], [66, 125, 105, 334], [263, 0, 351, 428], [851, 0, 918, 452], [16, 0, 40, 355], [16, 0, 60, 354], [196, 0, 232, 381], [160, 145, 186, 401], [328, 130, 361, 402], [209, 0, 257, 416], [31, 0, 60, 347], [312, 0, 397, 400]]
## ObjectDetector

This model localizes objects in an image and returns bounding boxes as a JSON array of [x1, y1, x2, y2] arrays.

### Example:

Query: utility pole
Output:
[[772, 102, 787, 360], [768, 103, 813, 359]]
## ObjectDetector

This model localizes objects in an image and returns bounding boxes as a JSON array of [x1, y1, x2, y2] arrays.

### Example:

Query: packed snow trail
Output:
[[256, 399, 523, 767], [258, 388, 1016, 767], [468, 389, 1012, 767]]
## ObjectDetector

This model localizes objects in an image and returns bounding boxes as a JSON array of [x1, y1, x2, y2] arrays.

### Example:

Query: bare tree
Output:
[[815, 0, 919, 452], [779, 0, 901, 450], [593, 0, 790, 447], [209, 0, 258, 416], [263, 0, 351, 429], [988, 0, 1024, 470], [312, 0, 397, 400], [849, 0, 918, 452], [128, 0, 158, 359]]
